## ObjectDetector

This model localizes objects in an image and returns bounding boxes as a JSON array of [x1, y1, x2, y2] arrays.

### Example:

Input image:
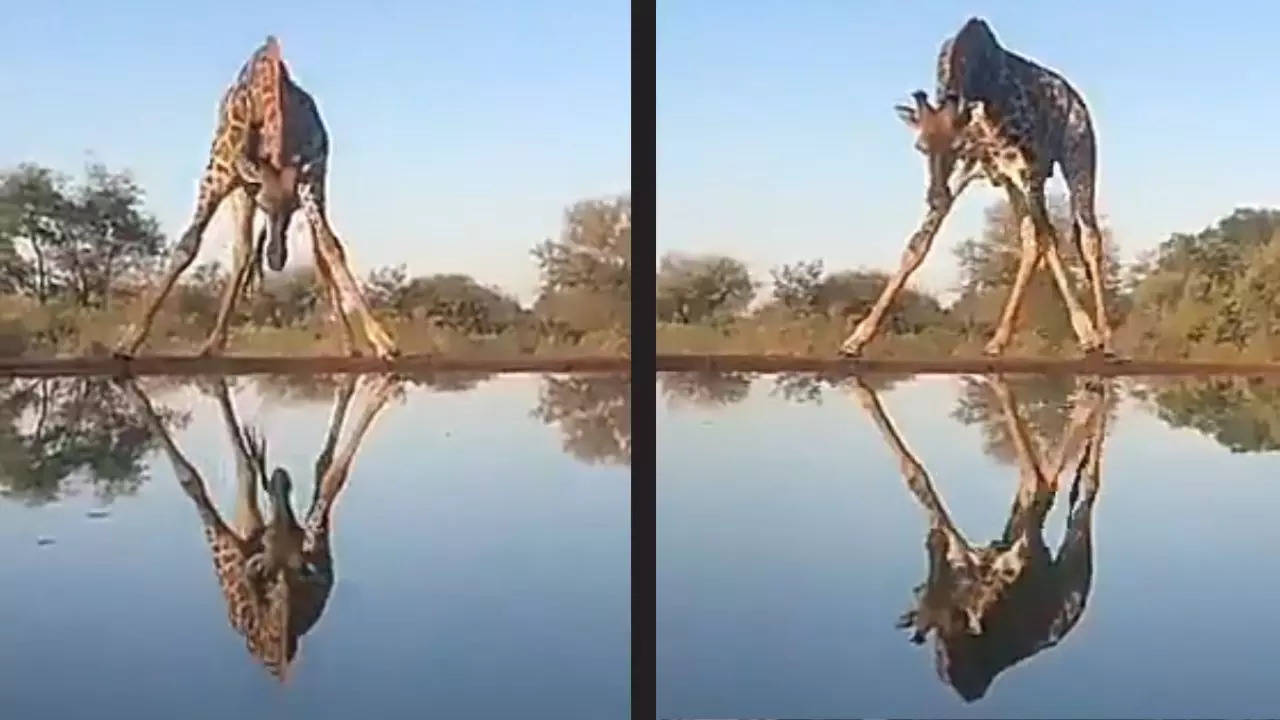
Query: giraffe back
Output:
[[936, 17, 1096, 184]]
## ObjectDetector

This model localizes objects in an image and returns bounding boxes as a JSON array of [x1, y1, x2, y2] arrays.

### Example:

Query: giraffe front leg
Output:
[[199, 189, 256, 357], [841, 204, 950, 357], [116, 163, 239, 358], [299, 181, 400, 360]]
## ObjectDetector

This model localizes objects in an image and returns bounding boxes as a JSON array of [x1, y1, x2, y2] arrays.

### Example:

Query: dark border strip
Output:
[[655, 354, 1280, 377], [0, 354, 632, 378], [631, 0, 657, 716]]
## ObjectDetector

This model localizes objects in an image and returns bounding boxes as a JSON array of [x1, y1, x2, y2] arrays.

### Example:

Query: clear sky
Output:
[[1, 1, 630, 306], [658, 0, 1280, 302]]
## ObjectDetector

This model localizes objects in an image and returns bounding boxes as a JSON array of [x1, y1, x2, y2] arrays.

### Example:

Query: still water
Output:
[[658, 371, 1280, 719], [0, 372, 630, 720]]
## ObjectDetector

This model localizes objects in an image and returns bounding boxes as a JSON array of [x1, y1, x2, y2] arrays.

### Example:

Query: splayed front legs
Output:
[[840, 171, 981, 358]]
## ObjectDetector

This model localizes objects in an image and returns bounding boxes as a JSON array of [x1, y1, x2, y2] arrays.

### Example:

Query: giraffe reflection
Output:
[[851, 374, 1107, 701], [119, 373, 401, 681]]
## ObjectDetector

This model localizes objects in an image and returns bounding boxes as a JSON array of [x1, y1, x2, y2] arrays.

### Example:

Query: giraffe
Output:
[[118, 372, 402, 680], [850, 373, 1107, 701], [114, 35, 399, 360], [840, 17, 1117, 361]]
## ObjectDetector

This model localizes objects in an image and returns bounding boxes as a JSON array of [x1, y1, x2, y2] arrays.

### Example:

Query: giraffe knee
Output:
[[171, 228, 202, 267]]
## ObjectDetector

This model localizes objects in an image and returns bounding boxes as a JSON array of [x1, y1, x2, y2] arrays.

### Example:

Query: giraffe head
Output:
[[254, 162, 301, 272], [895, 90, 971, 210]]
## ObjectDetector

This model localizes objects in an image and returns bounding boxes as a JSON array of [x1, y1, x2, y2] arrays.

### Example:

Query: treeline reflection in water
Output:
[[0, 371, 630, 507], [661, 370, 1280, 458]]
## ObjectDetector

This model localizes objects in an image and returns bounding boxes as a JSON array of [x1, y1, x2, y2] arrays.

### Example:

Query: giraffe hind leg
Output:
[[984, 191, 1041, 356], [1073, 210, 1117, 359], [1024, 186, 1102, 356]]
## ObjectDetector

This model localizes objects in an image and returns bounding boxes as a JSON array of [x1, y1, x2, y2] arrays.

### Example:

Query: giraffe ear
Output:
[[894, 104, 920, 128]]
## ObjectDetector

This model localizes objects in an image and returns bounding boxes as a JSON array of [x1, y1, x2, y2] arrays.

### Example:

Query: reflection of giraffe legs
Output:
[[119, 378, 231, 533], [314, 375, 358, 482], [306, 374, 400, 530], [851, 374, 1109, 700], [849, 377, 967, 546]]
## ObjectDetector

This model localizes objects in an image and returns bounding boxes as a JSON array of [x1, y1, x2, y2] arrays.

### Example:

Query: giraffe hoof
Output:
[[837, 341, 863, 358], [1083, 346, 1119, 362]]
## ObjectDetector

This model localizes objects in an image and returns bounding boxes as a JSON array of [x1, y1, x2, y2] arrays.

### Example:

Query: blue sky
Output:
[[0, 1, 630, 305], [658, 0, 1280, 302]]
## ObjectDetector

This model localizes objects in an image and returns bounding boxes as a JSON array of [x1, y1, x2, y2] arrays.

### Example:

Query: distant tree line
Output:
[[0, 161, 629, 356], [658, 197, 1280, 361]]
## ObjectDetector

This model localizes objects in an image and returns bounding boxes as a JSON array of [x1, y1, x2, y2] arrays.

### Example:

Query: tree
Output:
[[1134, 376, 1280, 453], [659, 371, 752, 407], [1124, 208, 1280, 358], [532, 375, 630, 466], [246, 265, 321, 328], [532, 194, 631, 299], [532, 194, 631, 337], [364, 265, 525, 334], [0, 164, 70, 303], [815, 270, 947, 333], [174, 261, 227, 325], [62, 163, 167, 308], [0, 377, 188, 505], [950, 193, 1123, 350], [656, 252, 755, 324], [768, 259, 825, 317], [762, 259, 946, 336], [0, 163, 167, 308], [950, 375, 1119, 466]]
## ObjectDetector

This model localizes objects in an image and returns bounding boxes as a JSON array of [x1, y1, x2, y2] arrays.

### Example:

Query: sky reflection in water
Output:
[[659, 371, 1280, 719], [0, 372, 630, 720]]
